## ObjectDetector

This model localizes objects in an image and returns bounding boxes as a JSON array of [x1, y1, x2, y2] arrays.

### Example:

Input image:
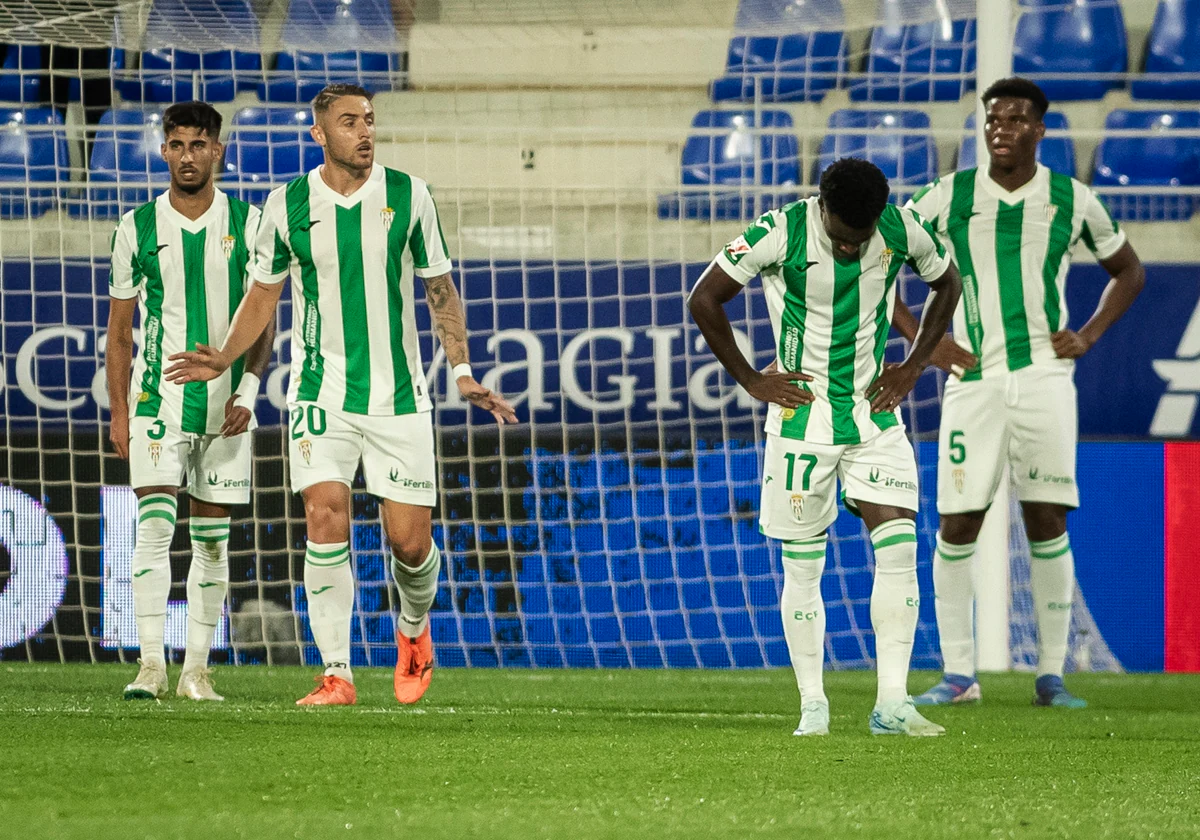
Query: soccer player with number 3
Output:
[[166, 84, 516, 706], [689, 158, 961, 736]]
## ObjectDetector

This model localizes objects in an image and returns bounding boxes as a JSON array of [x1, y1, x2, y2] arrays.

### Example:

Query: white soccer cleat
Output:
[[123, 660, 168, 700], [176, 667, 224, 702], [869, 697, 945, 737], [793, 699, 831, 736]]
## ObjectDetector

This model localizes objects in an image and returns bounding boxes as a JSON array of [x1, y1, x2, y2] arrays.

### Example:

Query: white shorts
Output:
[[128, 416, 253, 504], [287, 402, 437, 506], [760, 425, 920, 541], [937, 363, 1079, 514]]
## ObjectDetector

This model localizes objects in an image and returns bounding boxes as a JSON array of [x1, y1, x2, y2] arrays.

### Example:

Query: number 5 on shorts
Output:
[[784, 452, 817, 491], [290, 405, 327, 439], [948, 430, 966, 464]]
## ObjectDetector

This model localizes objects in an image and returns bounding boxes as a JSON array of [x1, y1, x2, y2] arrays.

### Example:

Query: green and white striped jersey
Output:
[[109, 189, 259, 435], [907, 165, 1125, 379], [252, 163, 450, 416], [712, 197, 951, 446]]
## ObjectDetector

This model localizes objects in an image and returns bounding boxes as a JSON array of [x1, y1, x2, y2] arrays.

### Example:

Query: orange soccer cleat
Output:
[[394, 625, 434, 704], [296, 674, 357, 706]]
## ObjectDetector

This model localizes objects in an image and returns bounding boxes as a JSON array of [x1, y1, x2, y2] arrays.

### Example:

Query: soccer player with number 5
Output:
[[689, 158, 961, 736], [167, 84, 517, 706]]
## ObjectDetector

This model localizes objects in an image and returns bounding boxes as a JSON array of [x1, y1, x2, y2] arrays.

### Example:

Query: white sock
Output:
[[870, 519, 919, 706], [933, 534, 977, 677], [304, 541, 354, 682], [132, 493, 177, 667], [391, 543, 442, 638], [183, 516, 230, 673], [1029, 533, 1074, 678], [780, 535, 827, 704]]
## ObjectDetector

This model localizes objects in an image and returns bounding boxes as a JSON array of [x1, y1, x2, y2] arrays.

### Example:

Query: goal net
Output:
[[0, 0, 1121, 673]]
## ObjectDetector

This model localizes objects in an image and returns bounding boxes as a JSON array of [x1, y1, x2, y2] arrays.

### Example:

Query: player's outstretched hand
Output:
[[457, 376, 518, 425], [867, 361, 921, 413], [221, 395, 252, 438], [109, 414, 129, 460], [165, 344, 228, 384], [1050, 329, 1092, 359], [929, 336, 978, 377], [745, 368, 814, 409]]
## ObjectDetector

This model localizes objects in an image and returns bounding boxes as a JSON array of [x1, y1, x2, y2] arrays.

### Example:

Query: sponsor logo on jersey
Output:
[[137, 391, 150, 403], [782, 326, 800, 371], [879, 248, 894, 273], [724, 235, 752, 261], [148, 442, 161, 466], [381, 206, 395, 232], [1044, 204, 1058, 224], [298, 439, 312, 465], [952, 467, 965, 493], [790, 493, 805, 520], [221, 235, 236, 260]]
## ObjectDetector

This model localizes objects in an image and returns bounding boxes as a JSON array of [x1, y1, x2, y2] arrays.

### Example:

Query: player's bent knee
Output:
[[940, 511, 986, 546], [388, 530, 433, 567], [1021, 502, 1068, 542], [302, 489, 351, 544]]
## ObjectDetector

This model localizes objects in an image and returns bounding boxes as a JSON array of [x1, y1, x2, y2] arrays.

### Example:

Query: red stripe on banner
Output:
[[1165, 442, 1200, 673]]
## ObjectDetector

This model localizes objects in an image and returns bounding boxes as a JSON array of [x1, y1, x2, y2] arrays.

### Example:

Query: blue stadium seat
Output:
[[1092, 109, 1200, 221], [71, 109, 168, 220], [657, 109, 800, 221], [134, 0, 262, 103], [710, 32, 847, 103], [1013, 0, 1127, 101], [222, 106, 321, 204], [850, 16, 976, 102], [817, 110, 937, 199], [0, 108, 68, 219], [957, 111, 1076, 176], [0, 45, 43, 103], [1131, 0, 1200, 100], [258, 0, 401, 102]]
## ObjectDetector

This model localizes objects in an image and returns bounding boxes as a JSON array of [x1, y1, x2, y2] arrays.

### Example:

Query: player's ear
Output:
[[310, 124, 324, 146]]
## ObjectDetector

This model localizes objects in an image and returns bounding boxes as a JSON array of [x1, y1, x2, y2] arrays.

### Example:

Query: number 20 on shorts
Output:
[[290, 405, 327, 439]]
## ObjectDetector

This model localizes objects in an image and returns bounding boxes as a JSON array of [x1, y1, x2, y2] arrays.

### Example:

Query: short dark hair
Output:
[[819, 157, 890, 229], [981, 76, 1049, 119], [162, 101, 222, 139], [311, 84, 374, 116]]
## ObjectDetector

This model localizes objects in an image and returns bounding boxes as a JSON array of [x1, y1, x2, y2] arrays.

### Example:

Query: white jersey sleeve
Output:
[[905, 177, 951, 229], [1079, 188, 1127, 261], [711, 210, 788, 285], [901, 205, 952, 282], [108, 212, 140, 300], [412, 182, 453, 278], [243, 204, 263, 292], [250, 187, 291, 286]]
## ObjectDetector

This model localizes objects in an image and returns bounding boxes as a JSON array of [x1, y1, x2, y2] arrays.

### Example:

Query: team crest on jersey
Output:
[[952, 468, 965, 493], [1043, 204, 1058, 224], [790, 493, 805, 520], [299, 439, 312, 465], [148, 442, 161, 467], [879, 248, 894, 273], [381, 206, 395, 232], [221, 235, 236, 260]]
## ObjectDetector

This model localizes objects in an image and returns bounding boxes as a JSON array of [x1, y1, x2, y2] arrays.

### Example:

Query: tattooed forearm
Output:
[[422, 272, 470, 367]]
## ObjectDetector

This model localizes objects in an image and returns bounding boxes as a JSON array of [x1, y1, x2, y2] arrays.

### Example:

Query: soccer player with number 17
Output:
[[166, 84, 517, 706]]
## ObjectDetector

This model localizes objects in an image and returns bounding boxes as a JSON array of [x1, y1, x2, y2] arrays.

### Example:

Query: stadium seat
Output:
[[850, 16, 976, 102], [709, 32, 847, 103], [1013, 0, 1127, 101], [258, 0, 401, 102], [817, 110, 937, 199], [0, 45, 43, 103], [957, 111, 1076, 176], [71, 109, 168, 220], [1131, 0, 1200, 100], [1092, 109, 1200, 222], [222, 106, 321, 204], [657, 109, 800, 221], [133, 0, 263, 103], [0, 108, 68, 219]]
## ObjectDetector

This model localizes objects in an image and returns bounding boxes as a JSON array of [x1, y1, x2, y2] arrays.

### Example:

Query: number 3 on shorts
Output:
[[784, 452, 817, 491], [948, 430, 966, 464], [290, 405, 327, 439]]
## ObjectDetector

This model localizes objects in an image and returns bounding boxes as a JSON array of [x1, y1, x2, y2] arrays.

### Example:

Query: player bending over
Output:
[[894, 77, 1144, 708], [689, 158, 961, 736], [166, 84, 517, 706], [107, 101, 275, 701]]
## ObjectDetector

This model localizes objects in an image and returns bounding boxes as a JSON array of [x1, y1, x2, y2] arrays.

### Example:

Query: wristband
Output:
[[232, 372, 261, 408], [452, 363, 474, 381]]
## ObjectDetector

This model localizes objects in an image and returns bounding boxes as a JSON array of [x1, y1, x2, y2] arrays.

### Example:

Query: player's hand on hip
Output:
[[745, 369, 814, 409], [1050, 329, 1092, 359], [221, 395, 252, 438], [109, 415, 129, 460], [165, 344, 228, 384], [929, 336, 978, 378], [867, 361, 921, 413], [457, 376, 518, 425]]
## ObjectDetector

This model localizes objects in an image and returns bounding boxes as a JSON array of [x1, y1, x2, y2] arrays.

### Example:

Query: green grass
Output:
[[3, 665, 1198, 839]]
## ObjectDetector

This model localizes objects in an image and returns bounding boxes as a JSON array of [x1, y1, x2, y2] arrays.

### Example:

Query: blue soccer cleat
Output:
[[913, 673, 981, 706], [1033, 675, 1087, 708]]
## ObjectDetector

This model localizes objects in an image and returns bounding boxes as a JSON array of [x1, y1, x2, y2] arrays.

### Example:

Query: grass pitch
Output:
[[2, 665, 1198, 840]]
